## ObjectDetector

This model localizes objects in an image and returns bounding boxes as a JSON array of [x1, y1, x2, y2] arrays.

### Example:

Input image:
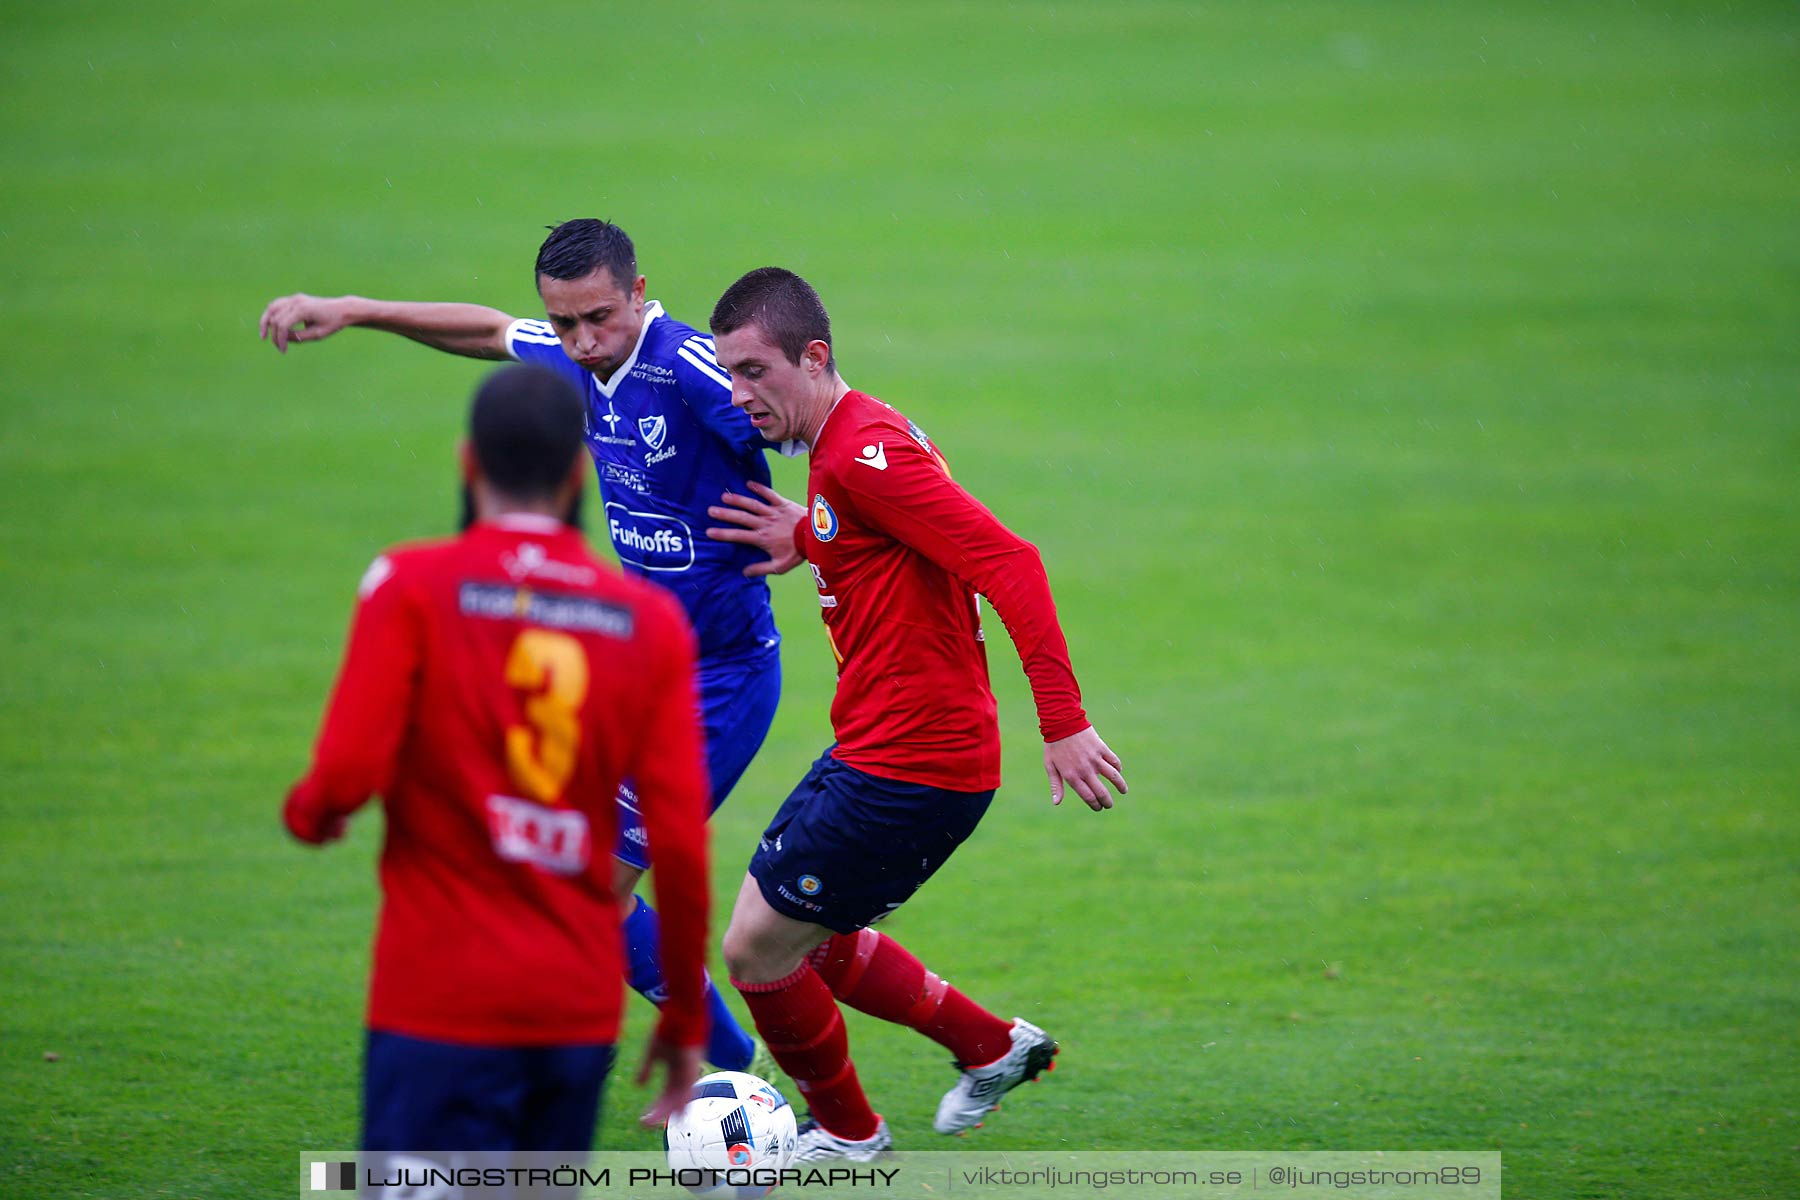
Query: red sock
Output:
[[809, 929, 1015, 1066], [732, 964, 878, 1140]]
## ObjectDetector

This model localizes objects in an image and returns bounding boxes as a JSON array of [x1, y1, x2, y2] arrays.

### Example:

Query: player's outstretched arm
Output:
[[705, 481, 806, 577], [259, 294, 514, 359], [1044, 725, 1128, 811]]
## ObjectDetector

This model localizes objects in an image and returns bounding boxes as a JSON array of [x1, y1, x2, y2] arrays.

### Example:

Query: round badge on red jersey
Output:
[[810, 494, 839, 542]]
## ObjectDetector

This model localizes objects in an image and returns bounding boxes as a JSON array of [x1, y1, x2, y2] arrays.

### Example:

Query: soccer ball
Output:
[[664, 1071, 798, 1199]]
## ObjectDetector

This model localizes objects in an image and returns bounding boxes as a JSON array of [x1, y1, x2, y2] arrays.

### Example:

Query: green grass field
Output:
[[2, 2, 1796, 1196]]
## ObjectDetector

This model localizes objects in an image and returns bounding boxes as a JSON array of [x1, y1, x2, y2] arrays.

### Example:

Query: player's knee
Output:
[[723, 916, 807, 985], [721, 920, 766, 983]]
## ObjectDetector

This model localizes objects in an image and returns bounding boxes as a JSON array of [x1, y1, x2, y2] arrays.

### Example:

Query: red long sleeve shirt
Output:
[[284, 515, 711, 1048], [796, 390, 1089, 791]]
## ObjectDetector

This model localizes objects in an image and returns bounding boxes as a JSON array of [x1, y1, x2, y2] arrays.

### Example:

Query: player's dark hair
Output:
[[710, 267, 837, 372], [535, 219, 638, 291], [468, 364, 586, 504]]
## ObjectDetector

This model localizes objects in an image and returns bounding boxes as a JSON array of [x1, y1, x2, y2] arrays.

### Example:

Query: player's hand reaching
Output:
[[259, 293, 356, 353], [636, 1035, 703, 1127], [706, 482, 806, 577], [1044, 726, 1127, 811]]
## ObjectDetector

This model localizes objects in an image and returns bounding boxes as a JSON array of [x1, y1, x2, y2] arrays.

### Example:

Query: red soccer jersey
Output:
[[794, 390, 1089, 791], [285, 514, 711, 1048]]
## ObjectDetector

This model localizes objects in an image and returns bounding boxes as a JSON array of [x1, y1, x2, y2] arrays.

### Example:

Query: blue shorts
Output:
[[361, 1029, 614, 1154], [749, 748, 995, 934], [615, 651, 781, 870]]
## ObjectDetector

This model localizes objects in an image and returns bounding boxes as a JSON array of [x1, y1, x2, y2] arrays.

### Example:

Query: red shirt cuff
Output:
[[655, 1007, 710, 1049], [283, 779, 330, 843], [1041, 714, 1091, 744]]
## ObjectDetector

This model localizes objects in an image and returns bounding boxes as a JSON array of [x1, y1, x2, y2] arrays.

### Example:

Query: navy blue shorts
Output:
[[361, 1029, 615, 1154], [749, 748, 995, 934], [615, 651, 781, 870]]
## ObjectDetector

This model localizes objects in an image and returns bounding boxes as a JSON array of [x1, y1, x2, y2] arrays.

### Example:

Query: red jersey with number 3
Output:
[[796, 390, 1089, 791], [284, 515, 711, 1047]]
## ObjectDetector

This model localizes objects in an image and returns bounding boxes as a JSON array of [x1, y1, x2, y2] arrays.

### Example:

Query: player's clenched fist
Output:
[[260, 293, 357, 352]]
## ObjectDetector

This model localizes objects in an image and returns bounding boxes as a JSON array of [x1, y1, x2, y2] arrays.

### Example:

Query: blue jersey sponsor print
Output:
[[506, 302, 780, 662]]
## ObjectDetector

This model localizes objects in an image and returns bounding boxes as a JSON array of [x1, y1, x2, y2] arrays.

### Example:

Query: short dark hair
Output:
[[710, 267, 836, 372], [469, 364, 586, 501], [535, 219, 637, 290]]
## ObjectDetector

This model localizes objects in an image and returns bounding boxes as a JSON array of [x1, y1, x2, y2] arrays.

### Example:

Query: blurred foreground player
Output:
[[704, 270, 1128, 1158], [262, 220, 777, 1075], [283, 364, 712, 1153]]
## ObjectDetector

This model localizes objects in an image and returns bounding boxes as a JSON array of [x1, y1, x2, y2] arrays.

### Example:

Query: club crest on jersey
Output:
[[810, 494, 840, 542], [636, 414, 667, 451], [798, 874, 824, 896]]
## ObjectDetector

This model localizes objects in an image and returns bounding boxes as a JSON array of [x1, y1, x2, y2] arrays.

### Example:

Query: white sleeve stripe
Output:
[[677, 346, 732, 390], [504, 317, 562, 360], [681, 335, 719, 365]]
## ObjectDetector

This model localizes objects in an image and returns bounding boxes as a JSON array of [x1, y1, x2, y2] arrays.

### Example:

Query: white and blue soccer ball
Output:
[[664, 1070, 798, 1199]]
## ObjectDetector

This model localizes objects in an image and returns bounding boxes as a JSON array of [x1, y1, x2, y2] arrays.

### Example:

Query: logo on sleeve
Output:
[[810, 494, 840, 542], [854, 442, 888, 471], [358, 555, 395, 599]]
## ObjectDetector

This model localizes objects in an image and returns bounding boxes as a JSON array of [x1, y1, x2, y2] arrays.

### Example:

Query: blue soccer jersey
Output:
[[505, 302, 780, 663]]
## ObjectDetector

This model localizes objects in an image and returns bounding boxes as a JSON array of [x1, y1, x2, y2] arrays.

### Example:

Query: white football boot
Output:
[[793, 1115, 893, 1162], [933, 1018, 1060, 1134]]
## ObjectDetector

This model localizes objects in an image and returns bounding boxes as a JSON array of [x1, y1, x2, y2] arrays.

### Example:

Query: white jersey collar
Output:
[[591, 300, 664, 399]]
